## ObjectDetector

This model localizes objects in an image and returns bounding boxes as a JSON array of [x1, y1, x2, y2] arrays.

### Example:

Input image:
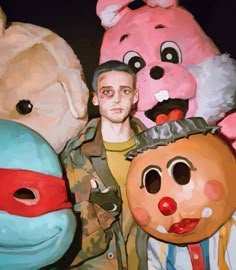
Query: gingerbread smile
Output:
[[168, 218, 200, 234]]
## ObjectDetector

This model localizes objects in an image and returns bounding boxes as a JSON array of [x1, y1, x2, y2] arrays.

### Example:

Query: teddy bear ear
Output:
[[143, 0, 178, 8], [96, 0, 134, 29], [58, 68, 89, 119], [0, 7, 6, 37]]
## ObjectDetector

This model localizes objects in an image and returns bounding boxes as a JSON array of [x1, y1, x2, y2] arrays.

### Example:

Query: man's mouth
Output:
[[168, 218, 199, 234], [111, 108, 123, 113], [144, 98, 189, 125]]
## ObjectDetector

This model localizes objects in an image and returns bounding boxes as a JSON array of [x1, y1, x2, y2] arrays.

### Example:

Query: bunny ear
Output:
[[143, 0, 178, 8], [96, 0, 178, 28], [0, 7, 6, 37], [96, 0, 133, 28]]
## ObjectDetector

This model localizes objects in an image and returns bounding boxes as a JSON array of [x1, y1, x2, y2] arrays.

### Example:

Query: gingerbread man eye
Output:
[[172, 162, 191, 185], [167, 157, 196, 185], [141, 165, 162, 194], [123, 51, 146, 74]]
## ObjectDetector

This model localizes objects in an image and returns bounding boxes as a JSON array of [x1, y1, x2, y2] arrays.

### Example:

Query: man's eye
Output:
[[102, 89, 113, 96], [121, 89, 131, 95]]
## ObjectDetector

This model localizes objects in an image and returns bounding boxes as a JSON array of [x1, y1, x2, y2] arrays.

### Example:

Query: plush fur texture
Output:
[[189, 54, 236, 124], [0, 8, 89, 153]]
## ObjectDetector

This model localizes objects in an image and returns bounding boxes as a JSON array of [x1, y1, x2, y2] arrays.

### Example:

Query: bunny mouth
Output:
[[144, 98, 189, 125]]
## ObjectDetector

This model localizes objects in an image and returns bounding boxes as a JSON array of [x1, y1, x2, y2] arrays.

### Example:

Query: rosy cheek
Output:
[[204, 180, 225, 201], [132, 207, 151, 227]]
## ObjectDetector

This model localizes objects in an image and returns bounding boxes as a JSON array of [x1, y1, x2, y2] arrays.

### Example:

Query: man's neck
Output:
[[101, 117, 134, 143]]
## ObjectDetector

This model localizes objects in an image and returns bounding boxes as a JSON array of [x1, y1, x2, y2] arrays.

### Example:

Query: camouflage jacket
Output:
[[60, 117, 147, 270]]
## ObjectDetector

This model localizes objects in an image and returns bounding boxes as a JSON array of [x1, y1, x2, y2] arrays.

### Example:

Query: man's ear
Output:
[[92, 93, 99, 106], [133, 88, 139, 104]]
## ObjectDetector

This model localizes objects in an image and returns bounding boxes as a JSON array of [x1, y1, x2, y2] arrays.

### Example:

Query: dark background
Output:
[[0, 0, 235, 117]]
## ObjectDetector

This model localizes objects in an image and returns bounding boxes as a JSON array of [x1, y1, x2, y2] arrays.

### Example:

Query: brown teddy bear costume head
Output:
[[0, 7, 89, 153]]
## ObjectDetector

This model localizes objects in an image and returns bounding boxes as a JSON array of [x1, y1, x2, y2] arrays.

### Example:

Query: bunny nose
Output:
[[150, 66, 165, 80], [158, 196, 177, 216]]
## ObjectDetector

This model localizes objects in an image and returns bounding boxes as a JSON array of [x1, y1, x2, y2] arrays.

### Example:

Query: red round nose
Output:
[[158, 196, 177, 216]]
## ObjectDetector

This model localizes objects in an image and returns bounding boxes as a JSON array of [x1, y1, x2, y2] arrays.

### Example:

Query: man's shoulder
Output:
[[130, 116, 147, 132], [60, 118, 100, 159], [82, 117, 101, 138]]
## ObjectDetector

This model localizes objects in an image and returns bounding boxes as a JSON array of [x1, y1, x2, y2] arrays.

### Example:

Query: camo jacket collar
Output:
[[79, 116, 146, 158], [80, 118, 104, 157]]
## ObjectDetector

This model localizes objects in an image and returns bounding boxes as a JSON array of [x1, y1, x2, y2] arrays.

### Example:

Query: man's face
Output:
[[92, 70, 138, 123]]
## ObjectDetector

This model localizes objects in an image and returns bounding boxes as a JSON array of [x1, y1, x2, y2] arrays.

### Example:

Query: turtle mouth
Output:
[[144, 99, 189, 124]]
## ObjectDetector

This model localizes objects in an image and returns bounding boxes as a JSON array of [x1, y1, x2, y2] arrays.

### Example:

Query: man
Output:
[[60, 60, 146, 270]]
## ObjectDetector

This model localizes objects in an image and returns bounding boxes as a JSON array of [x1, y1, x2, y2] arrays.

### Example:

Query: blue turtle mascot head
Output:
[[0, 119, 77, 270]]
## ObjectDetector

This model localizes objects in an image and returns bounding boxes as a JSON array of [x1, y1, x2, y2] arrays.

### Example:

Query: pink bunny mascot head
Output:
[[97, 0, 236, 149]]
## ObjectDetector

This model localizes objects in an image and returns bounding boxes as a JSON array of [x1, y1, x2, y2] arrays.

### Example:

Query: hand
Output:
[[89, 179, 122, 217]]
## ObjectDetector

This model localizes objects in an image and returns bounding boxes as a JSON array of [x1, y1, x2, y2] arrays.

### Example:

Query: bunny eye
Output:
[[160, 41, 182, 64], [123, 51, 146, 74]]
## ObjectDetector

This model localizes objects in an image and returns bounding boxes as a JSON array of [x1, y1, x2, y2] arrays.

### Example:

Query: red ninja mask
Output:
[[0, 168, 72, 217]]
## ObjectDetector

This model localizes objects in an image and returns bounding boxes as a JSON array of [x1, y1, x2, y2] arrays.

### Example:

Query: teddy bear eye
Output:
[[16, 99, 33, 115], [160, 41, 182, 64], [123, 51, 146, 74]]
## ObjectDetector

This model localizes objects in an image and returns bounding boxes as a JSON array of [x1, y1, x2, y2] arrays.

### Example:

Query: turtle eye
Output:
[[16, 100, 33, 115], [14, 188, 36, 199], [14, 188, 39, 206]]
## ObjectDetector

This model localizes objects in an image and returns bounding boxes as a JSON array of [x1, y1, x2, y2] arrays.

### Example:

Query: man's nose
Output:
[[113, 92, 121, 103]]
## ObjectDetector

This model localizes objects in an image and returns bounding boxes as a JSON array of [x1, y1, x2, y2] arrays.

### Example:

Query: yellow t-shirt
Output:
[[104, 137, 138, 270]]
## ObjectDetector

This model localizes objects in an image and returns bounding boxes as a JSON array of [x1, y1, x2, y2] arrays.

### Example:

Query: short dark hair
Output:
[[126, 117, 221, 160], [92, 60, 136, 92]]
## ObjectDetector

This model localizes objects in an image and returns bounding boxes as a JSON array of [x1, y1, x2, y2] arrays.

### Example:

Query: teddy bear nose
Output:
[[150, 66, 165, 80], [158, 196, 177, 216]]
